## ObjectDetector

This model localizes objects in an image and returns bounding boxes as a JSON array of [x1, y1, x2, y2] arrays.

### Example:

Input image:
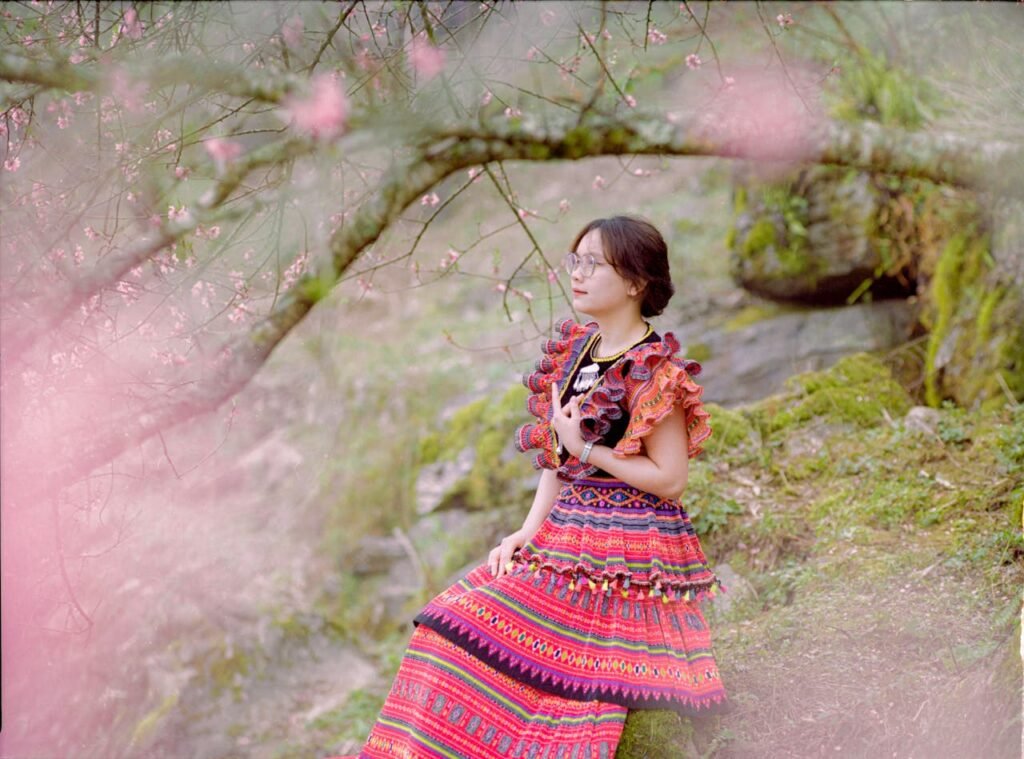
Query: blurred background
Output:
[[1, 2, 1021, 757]]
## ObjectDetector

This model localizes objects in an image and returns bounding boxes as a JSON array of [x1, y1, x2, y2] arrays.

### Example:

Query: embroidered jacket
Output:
[[513, 318, 712, 481]]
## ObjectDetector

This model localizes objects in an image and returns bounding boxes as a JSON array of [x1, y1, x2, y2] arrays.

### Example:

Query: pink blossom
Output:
[[624, 94, 637, 108], [409, 34, 445, 80], [122, 8, 144, 40], [3, 157, 20, 172], [540, 9, 557, 26], [647, 28, 667, 45], [280, 74, 349, 140], [592, 175, 606, 190], [504, 106, 521, 118], [467, 166, 482, 182], [520, 290, 533, 301], [174, 166, 190, 180], [558, 198, 570, 214], [776, 13, 794, 28], [526, 46, 540, 62], [421, 192, 440, 206], [481, 90, 493, 106], [108, 67, 148, 114], [204, 137, 243, 169], [686, 53, 702, 70], [494, 283, 507, 293], [282, 15, 304, 48]]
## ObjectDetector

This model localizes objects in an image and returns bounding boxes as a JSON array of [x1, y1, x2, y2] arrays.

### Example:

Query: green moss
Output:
[[922, 226, 990, 406], [741, 218, 776, 258], [562, 126, 598, 158], [619, 709, 697, 758], [703, 403, 754, 450], [416, 384, 533, 510], [766, 353, 912, 434], [685, 341, 712, 362]]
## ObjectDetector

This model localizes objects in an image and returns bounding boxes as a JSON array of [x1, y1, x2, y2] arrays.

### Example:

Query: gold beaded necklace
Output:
[[571, 322, 653, 394]]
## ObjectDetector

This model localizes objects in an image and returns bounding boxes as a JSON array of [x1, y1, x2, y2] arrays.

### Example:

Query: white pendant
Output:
[[573, 363, 600, 393]]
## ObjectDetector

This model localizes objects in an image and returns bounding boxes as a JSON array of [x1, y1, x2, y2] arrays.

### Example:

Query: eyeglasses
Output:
[[563, 252, 602, 278]]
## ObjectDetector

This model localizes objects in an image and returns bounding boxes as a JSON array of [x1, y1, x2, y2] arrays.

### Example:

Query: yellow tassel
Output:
[[601, 579, 609, 591], [569, 580, 575, 591], [621, 589, 628, 598], [661, 593, 669, 605], [530, 562, 538, 571], [588, 578, 596, 591]]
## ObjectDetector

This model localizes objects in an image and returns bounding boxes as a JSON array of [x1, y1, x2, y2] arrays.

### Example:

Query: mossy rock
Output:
[[919, 218, 1024, 409], [416, 384, 535, 511], [761, 353, 912, 435]]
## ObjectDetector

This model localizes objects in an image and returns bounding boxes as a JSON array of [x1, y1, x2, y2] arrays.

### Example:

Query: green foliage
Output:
[[684, 464, 746, 535], [825, 48, 942, 129]]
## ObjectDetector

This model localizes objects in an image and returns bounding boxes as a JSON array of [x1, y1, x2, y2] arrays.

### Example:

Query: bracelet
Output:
[[580, 440, 595, 464]]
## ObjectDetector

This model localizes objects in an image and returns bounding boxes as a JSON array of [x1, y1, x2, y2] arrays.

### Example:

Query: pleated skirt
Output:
[[338, 477, 729, 758]]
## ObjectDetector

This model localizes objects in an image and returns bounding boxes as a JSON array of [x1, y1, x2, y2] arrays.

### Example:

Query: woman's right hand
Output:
[[488, 529, 531, 579]]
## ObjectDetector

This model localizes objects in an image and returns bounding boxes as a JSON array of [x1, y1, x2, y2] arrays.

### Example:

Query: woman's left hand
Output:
[[551, 381, 585, 458]]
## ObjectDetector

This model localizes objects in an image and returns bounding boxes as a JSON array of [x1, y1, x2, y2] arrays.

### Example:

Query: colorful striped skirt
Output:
[[343, 476, 729, 757]]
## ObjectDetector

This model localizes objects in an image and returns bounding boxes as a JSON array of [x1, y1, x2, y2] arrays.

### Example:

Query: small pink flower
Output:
[[776, 13, 793, 28], [724, 76, 736, 89], [504, 106, 521, 118], [624, 94, 637, 108], [481, 90, 493, 106], [592, 175, 606, 190], [447, 249, 460, 262], [540, 9, 556, 26], [108, 67, 148, 114], [520, 290, 533, 301], [206, 225, 221, 239], [174, 166, 190, 179], [494, 283, 507, 293], [421, 192, 440, 206], [686, 53, 702, 70], [647, 28, 667, 45], [526, 46, 540, 62], [280, 74, 349, 140], [282, 15, 304, 48], [467, 167, 482, 182], [3, 157, 20, 172], [205, 137, 243, 171], [409, 33, 445, 80], [122, 8, 144, 40], [558, 198, 570, 214]]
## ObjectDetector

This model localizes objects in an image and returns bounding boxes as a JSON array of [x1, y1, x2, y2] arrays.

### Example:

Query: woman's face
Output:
[[569, 228, 640, 317]]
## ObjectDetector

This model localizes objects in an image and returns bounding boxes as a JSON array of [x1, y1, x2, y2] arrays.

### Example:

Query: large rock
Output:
[[675, 299, 916, 407], [728, 164, 977, 304]]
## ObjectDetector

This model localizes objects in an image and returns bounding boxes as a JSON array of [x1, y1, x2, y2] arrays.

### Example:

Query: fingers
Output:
[[488, 546, 499, 576]]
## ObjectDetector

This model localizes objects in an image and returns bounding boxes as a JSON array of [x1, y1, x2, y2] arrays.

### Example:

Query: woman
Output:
[[336, 215, 729, 758]]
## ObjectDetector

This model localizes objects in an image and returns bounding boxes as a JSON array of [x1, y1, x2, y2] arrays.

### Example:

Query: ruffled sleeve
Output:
[[513, 318, 598, 471], [604, 332, 712, 460]]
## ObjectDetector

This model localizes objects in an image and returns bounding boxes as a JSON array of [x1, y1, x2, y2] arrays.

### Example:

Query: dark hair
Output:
[[569, 214, 675, 317]]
